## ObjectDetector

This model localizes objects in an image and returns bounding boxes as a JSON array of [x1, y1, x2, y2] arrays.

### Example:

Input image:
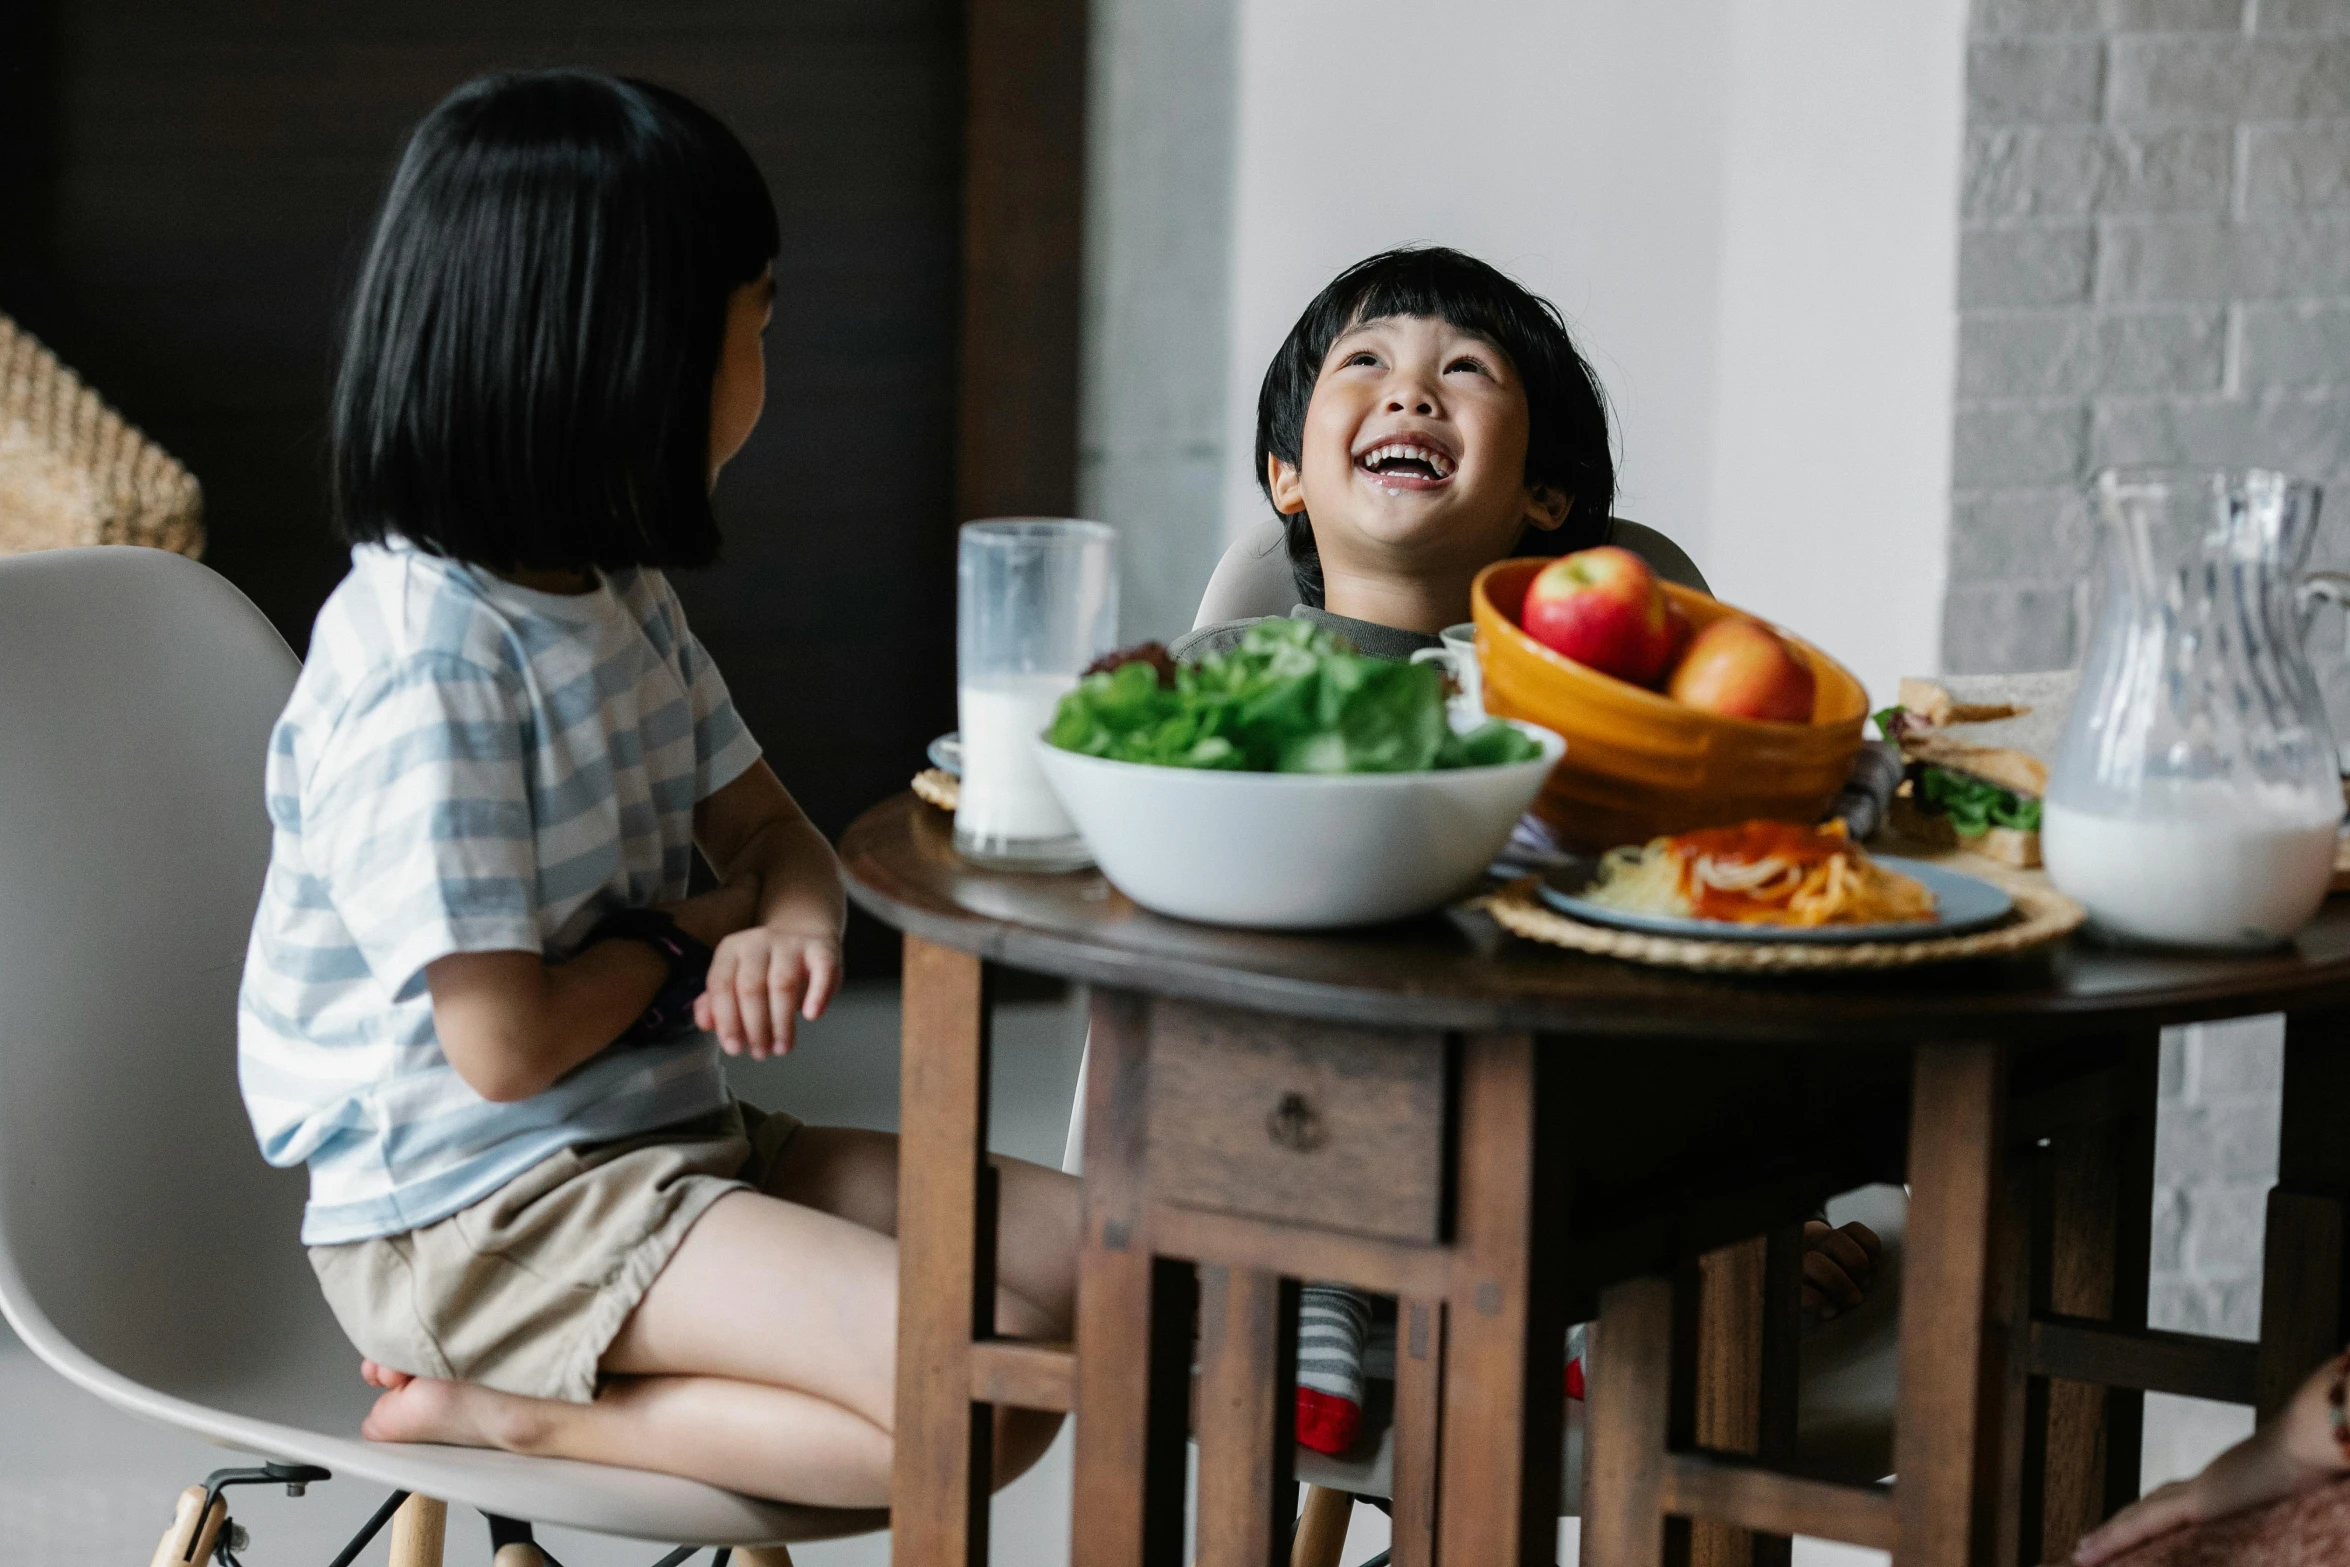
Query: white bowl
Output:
[[1034, 723, 1565, 929]]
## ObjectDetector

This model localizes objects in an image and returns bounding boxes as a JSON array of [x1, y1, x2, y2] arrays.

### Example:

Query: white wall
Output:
[[1213, 0, 1968, 702], [1703, 4, 1969, 703], [1077, 0, 1239, 644]]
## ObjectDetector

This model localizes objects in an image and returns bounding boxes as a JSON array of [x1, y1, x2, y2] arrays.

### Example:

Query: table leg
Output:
[[1691, 1228, 1802, 1567], [2258, 1006, 2350, 1420], [1581, 1274, 1678, 1567], [1072, 989, 1191, 1567], [1196, 1265, 1299, 1567], [893, 937, 996, 1567], [1894, 1040, 2017, 1567], [1438, 1031, 1565, 1567], [2024, 1033, 2158, 1560], [1392, 1298, 1445, 1567]]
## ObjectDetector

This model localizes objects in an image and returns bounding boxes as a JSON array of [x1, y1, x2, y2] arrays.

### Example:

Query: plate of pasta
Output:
[[1537, 819, 2014, 944]]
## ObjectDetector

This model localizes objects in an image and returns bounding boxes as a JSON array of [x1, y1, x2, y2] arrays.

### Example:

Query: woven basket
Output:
[[0, 313, 204, 559]]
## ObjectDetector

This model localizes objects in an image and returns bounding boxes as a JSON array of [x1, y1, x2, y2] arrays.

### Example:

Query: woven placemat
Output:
[[913, 768, 958, 812], [1476, 873, 2087, 973]]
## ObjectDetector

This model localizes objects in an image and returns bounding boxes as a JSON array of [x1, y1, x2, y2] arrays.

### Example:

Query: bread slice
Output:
[[1887, 788, 2043, 867], [1894, 671, 2076, 798], [1890, 671, 2077, 866], [1968, 826, 2042, 869]]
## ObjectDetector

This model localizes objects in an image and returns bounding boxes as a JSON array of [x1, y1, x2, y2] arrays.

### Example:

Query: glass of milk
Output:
[[2044, 469, 2343, 948], [954, 519, 1118, 870]]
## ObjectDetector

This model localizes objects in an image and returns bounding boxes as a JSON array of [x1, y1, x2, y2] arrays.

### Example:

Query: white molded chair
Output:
[[0, 548, 883, 1564]]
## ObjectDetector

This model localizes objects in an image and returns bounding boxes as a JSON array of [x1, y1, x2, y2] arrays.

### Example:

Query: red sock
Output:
[[1295, 1285, 1369, 1455], [1296, 1386, 1362, 1455]]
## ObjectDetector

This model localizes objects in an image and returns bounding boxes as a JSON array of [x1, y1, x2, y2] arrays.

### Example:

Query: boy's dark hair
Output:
[[1256, 246, 1615, 607], [332, 70, 778, 572]]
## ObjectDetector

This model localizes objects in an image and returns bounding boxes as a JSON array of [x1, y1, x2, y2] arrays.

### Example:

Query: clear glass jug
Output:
[[2043, 469, 2344, 948]]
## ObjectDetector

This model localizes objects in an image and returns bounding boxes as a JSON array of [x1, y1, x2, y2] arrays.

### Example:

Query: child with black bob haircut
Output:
[[240, 70, 1077, 1512], [1175, 246, 1878, 1458], [1178, 244, 1649, 664], [332, 71, 753, 572]]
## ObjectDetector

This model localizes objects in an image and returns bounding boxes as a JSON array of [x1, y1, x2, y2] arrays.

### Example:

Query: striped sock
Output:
[[1295, 1283, 1371, 1455]]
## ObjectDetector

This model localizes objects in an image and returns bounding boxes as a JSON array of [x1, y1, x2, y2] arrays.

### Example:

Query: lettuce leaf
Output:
[[1917, 764, 2042, 835], [1047, 618, 1544, 772]]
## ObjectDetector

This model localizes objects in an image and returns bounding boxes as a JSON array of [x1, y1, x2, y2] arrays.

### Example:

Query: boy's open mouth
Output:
[[1353, 439, 1457, 490]]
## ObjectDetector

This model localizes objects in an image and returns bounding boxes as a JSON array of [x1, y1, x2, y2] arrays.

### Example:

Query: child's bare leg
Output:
[[762, 1125, 1080, 1339], [364, 1372, 892, 1505], [606, 1177, 1070, 1484], [363, 1370, 1053, 1507], [357, 1128, 1080, 1501]]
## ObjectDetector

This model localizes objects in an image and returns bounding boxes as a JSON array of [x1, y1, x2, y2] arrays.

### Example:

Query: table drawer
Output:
[[1145, 998, 1450, 1244]]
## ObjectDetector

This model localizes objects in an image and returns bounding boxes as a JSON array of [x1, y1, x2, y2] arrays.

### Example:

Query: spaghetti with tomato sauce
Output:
[[1586, 819, 1938, 928]]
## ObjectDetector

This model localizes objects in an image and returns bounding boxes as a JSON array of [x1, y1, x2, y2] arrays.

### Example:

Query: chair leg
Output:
[[1292, 1486, 1354, 1567], [484, 1515, 546, 1567], [146, 1485, 228, 1567], [389, 1497, 447, 1567]]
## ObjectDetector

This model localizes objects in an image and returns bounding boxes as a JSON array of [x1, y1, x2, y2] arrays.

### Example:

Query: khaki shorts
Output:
[[310, 1100, 801, 1404]]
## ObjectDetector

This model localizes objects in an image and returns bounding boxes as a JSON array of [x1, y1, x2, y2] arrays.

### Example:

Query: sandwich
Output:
[[1877, 670, 2077, 868]]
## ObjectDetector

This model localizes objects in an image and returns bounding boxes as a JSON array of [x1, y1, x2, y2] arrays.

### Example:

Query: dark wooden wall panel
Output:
[[957, 0, 1087, 522], [13, 1, 981, 972]]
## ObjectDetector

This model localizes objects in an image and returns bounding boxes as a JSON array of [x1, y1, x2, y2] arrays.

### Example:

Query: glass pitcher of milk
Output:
[[954, 519, 1117, 870], [2044, 469, 2345, 948]]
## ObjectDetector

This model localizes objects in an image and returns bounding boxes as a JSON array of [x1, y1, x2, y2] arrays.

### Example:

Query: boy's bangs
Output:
[[1335, 275, 1523, 372]]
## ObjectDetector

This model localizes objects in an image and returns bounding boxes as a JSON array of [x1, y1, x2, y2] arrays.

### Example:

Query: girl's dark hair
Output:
[[1256, 246, 1615, 607], [332, 70, 778, 571]]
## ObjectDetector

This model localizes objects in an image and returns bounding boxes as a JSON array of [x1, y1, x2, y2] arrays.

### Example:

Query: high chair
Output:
[[1063, 519, 1908, 1566], [0, 548, 885, 1567]]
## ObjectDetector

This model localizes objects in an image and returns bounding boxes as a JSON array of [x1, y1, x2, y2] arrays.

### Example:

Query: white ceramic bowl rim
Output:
[[1034, 719, 1563, 785]]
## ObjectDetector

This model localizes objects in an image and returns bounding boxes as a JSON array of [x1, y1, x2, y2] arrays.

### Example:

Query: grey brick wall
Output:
[[2139, 1015, 2277, 1486], [1951, 0, 2349, 1491], [1948, 0, 2350, 677]]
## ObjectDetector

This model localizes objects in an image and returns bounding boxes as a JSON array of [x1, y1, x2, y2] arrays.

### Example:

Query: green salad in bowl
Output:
[[1046, 619, 1545, 773], [1034, 621, 1563, 928]]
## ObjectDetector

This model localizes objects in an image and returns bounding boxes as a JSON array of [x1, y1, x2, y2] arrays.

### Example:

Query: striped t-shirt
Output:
[[237, 542, 762, 1244]]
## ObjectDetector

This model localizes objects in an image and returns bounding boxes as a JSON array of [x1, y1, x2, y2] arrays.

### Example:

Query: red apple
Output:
[[1520, 546, 1682, 686], [1666, 617, 1816, 723]]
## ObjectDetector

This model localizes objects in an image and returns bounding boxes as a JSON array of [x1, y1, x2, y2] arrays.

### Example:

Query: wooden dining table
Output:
[[840, 792, 2350, 1567]]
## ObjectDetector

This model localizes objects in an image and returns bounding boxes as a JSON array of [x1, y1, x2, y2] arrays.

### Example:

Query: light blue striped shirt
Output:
[[238, 543, 762, 1244]]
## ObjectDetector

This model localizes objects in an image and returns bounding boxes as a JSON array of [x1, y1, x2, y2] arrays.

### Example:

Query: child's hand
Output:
[[662, 879, 761, 950], [692, 922, 841, 1059], [2073, 1350, 2348, 1563], [1801, 1219, 1883, 1321]]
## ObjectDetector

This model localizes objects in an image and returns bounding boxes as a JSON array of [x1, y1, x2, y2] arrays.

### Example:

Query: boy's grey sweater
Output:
[[1168, 604, 1443, 665]]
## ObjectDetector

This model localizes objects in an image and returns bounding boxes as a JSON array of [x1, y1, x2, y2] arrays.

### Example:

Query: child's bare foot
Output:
[[362, 1374, 549, 1453], [360, 1359, 414, 1391]]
